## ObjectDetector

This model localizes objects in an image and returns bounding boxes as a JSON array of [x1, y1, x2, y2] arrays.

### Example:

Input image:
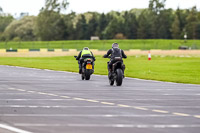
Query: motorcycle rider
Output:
[[76, 47, 95, 74], [103, 43, 127, 78]]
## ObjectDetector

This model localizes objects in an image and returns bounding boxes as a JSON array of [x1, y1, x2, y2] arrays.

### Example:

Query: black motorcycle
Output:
[[74, 56, 94, 80], [105, 56, 125, 86]]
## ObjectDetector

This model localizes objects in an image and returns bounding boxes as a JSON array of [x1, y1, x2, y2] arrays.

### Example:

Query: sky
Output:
[[0, 0, 199, 16]]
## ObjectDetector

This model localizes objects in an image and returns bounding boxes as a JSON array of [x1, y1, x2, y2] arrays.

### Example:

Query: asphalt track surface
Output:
[[0, 65, 200, 133]]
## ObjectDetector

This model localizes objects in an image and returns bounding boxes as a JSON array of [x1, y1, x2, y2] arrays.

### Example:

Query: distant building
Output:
[[91, 36, 100, 40]]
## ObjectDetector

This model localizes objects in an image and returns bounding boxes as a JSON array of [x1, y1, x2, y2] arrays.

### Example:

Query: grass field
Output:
[[0, 56, 199, 84], [1, 39, 200, 50]]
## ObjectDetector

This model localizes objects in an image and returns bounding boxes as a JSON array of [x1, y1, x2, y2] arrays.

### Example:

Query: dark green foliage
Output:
[[36, 11, 66, 41], [3, 16, 36, 41], [0, 13, 14, 40], [137, 10, 152, 39], [35, 0, 68, 41], [185, 7, 199, 39], [87, 14, 98, 39], [75, 15, 88, 40], [123, 11, 138, 39], [96, 13, 109, 39], [62, 12, 76, 40], [1, 0, 200, 41]]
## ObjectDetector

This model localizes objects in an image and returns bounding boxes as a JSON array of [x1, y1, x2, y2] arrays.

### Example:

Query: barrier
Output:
[[0, 49, 199, 57]]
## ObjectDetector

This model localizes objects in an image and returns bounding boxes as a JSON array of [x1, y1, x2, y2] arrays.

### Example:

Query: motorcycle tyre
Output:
[[85, 71, 90, 80], [116, 69, 123, 86]]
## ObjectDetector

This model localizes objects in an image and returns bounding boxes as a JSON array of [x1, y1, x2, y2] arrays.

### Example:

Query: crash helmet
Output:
[[83, 47, 89, 50], [112, 43, 119, 48]]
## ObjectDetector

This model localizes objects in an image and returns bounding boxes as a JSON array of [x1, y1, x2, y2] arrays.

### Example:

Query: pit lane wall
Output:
[[0, 49, 200, 57]]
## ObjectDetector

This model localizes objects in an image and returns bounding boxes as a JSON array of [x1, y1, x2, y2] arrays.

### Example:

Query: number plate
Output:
[[86, 64, 92, 69]]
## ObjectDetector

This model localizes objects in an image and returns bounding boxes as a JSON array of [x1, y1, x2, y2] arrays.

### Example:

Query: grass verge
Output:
[[1, 39, 200, 50], [0, 56, 199, 84]]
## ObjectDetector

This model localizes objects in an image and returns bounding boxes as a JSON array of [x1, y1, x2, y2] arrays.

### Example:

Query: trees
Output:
[[43, 0, 68, 12], [87, 14, 98, 39], [185, 7, 199, 39], [35, 0, 68, 41], [0, 7, 14, 41], [0, 15, 14, 40], [4, 16, 36, 41], [137, 10, 152, 39], [157, 9, 173, 39], [96, 13, 109, 39], [148, 0, 173, 39], [172, 15, 181, 39], [123, 11, 138, 39], [62, 12, 76, 40], [36, 11, 66, 41], [1, 0, 200, 41], [75, 15, 88, 40], [149, 0, 166, 14], [103, 12, 125, 39]]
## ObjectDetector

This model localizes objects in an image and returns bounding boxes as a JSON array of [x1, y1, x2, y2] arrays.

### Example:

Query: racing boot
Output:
[[108, 69, 112, 79], [79, 63, 82, 74], [79, 68, 82, 74]]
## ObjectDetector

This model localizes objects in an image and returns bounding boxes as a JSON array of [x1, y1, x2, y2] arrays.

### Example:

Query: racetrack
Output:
[[0, 65, 200, 133]]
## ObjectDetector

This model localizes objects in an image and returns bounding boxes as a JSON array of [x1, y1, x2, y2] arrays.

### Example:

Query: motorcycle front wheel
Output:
[[116, 69, 123, 86]]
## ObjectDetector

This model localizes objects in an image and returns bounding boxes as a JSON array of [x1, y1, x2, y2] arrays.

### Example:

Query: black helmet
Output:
[[83, 47, 89, 50], [112, 43, 119, 48]]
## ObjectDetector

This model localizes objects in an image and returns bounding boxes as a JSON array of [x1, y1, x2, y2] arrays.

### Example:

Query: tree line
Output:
[[0, 0, 200, 41]]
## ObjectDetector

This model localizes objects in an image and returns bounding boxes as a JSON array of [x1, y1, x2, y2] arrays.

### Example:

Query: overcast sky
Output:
[[0, 0, 199, 16]]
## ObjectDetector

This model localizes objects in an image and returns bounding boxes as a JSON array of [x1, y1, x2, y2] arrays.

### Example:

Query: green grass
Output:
[[1, 39, 200, 50], [0, 56, 199, 84]]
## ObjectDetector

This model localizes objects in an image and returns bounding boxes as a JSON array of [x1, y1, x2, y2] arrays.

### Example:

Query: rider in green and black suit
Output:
[[76, 47, 96, 74]]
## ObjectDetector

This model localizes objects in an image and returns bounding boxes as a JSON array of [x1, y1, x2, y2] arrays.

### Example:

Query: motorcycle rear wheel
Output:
[[85, 72, 90, 80]]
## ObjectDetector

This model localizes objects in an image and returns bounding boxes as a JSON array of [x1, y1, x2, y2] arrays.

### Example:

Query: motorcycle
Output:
[[74, 56, 94, 80], [105, 56, 125, 86]]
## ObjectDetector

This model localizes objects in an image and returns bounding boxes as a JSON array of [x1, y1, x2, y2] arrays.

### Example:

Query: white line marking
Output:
[[73, 98, 86, 101], [1, 114, 176, 117], [27, 91, 36, 93], [194, 115, 200, 118], [133, 107, 149, 110], [13, 123, 200, 128], [0, 99, 70, 101], [85, 99, 99, 103], [132, 106, 200, 108], [93, 99, 200, 101], [38, 92, 48, 95], [101, 102, 115, 105], [0, 105, 133, 108], [173, 113, 190, 117], [0, 124, 32, 133], [117, 104, 131, 108], [152, 110, 169, 114], [8, 88, 16, 90], [16, 89, 26, 92], [0, 105, 119, 108], [46, 94, 58, 96], [60, 96, 70, 98]]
